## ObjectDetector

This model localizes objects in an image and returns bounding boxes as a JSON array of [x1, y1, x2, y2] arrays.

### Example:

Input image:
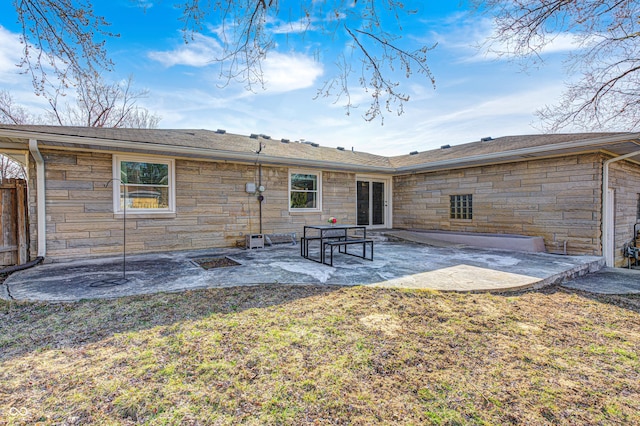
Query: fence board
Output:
[[0, 179, 28, 267]]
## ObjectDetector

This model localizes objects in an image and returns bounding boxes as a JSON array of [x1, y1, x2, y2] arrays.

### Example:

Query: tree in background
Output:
[[0, 91, 33, 125], [0, 154, 26, 181], [478, 0, 640, 131], [13, 0, 435, 123], [0, 76, 160, 128], [45, 75, 160, 128]]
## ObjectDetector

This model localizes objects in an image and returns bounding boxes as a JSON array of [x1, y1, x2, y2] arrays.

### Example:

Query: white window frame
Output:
[[288, 170, 322, 212], [112, 154, 176, 214]]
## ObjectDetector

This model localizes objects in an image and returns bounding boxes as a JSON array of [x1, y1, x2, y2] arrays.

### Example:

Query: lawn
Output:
[[1, 283, 639, 425]]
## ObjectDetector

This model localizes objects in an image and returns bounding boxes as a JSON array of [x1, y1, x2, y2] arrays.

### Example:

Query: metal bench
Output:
[[301, 235, 346, 260], [322, 239, 374, 266]]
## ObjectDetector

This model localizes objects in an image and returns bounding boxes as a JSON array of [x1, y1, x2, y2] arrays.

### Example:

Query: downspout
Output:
[[602, 148, 640, 266], [258, 163, 263, 234], [28, 139, 46, 259]]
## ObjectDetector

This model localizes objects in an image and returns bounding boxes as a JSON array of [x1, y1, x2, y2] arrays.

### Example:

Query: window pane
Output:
[[291, 174, 317, 191], [290, 191, 317, 209], [450, 194, 472, 219], [357, 181, 370, 225], [121, 185, 169, 209], [121, 161, 169, 185]]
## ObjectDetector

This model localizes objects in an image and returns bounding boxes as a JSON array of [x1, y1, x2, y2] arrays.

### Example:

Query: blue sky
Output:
[[0, 1, 577, 155]]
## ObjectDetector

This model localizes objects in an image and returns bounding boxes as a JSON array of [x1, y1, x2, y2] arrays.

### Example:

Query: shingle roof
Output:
[[389, 133, 630, 168], [1, 125, 639, 173], [0, 125, 392, 170]]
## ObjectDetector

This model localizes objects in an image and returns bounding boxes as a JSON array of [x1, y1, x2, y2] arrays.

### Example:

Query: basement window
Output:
[[289, 171, 322, 211], [113, 155, 175, 214], [450, 194, 473, 220]]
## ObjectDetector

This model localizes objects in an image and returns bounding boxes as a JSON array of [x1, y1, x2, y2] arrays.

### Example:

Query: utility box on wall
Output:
[[245, 234, 264, 249]]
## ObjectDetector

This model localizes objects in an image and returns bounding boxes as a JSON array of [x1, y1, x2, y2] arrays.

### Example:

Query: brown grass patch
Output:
[[0, 285, 639, 425]]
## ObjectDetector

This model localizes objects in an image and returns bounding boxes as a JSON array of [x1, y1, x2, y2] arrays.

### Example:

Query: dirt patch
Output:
[[359, 313, 402, 336], [192, 256, 241, 270]]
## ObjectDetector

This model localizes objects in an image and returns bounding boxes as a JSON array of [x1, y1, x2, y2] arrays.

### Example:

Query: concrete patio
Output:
[[1, 240, 606, 302]]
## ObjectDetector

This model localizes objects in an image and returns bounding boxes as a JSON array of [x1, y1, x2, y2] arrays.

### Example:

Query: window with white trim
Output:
[[113, 155, 175, 213], [450, 194, 472, 220], [289, 171, 321, 211]]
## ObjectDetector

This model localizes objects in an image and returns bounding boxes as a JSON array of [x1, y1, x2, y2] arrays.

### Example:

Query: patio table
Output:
[[301, 224, 368, 264]]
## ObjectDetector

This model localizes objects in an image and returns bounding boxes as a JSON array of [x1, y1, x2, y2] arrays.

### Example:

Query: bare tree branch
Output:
[[15, 0, 118, 94], [0, 90, 36, 124], [0, 154, 27, 180], [1, 77, 160, 129], [477, 0, 640, 132], [13, 0, 436, 123], [45, 75, 161, 128]]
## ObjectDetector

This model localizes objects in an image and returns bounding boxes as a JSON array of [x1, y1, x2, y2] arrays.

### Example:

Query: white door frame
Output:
[[355, 175, 392, 229]]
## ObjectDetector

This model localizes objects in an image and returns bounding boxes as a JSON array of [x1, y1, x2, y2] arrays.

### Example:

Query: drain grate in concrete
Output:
[[193, 256, 241, 270]]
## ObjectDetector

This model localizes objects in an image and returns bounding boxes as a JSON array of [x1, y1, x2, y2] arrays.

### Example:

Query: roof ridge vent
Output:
[[481, 136, 493, 142], [337, 146, 345, 151], [260, 134, 271, 140], [280, 138, 290, 143], [310, 142, 319, 147], [409, 151, 419, 155], [441, 144, 450, 149], [250, 133, 259, 139], [215, 129, 226, 134]]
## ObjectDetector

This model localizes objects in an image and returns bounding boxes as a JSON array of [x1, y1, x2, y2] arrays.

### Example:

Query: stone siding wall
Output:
[[34, 149, 356, 261], [393, 154, 604, 256], [609, 159, 640, 266]]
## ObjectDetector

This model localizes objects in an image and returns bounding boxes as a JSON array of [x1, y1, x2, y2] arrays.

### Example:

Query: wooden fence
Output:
[[1, 178, 28, 267]]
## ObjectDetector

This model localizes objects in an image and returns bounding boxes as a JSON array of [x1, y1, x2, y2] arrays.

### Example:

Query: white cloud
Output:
[[423, 15, 580, 64], [147, 33, 222, 67], [270, 18, 317, 34], [147, 31, 322, 93], [476, 32, 580, 62], [0, 26, 24, 83], [261, 52, 323, 92]]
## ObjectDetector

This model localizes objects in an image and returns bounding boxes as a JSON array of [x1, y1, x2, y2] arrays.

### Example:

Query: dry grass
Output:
[[1, 284, 639, 425]]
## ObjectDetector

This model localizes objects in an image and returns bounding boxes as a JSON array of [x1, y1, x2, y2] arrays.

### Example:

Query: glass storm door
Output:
[[357, 180, 387, 227]]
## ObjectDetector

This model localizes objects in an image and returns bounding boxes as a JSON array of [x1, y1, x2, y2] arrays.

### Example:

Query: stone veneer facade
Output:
[[393, 153, 640, 266], [609, 158, 640, 266], [29, 149, 356, 260], [27, 149, 640, 267]]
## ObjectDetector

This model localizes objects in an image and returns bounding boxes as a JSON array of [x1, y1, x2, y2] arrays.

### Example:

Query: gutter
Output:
[[602, 147, 640, 266], [28, 139, 46, 258]]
